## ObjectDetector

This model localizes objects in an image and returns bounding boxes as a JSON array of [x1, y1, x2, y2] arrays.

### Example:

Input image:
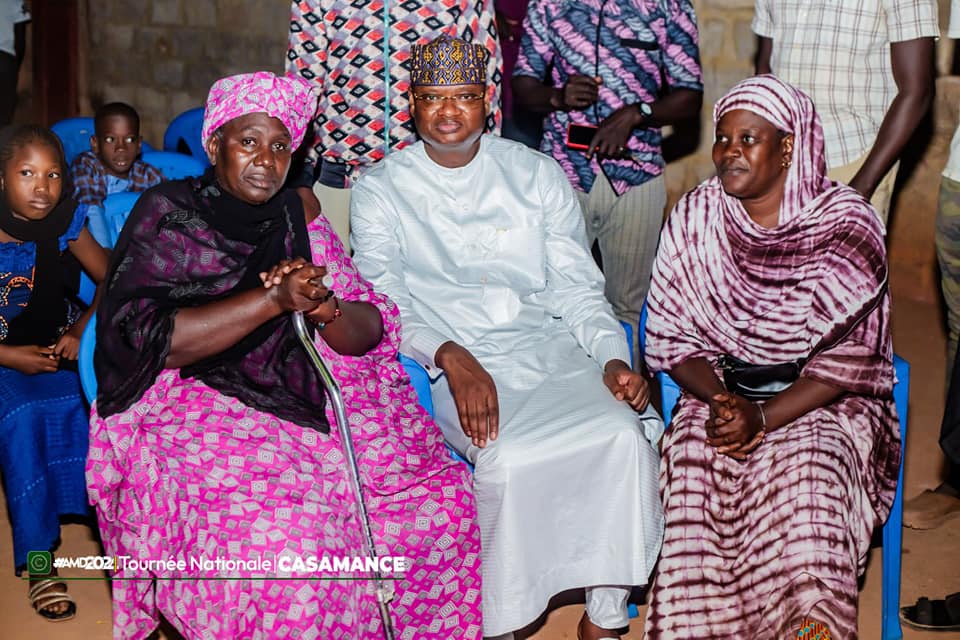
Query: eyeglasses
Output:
[[412, 93, 485, 108]]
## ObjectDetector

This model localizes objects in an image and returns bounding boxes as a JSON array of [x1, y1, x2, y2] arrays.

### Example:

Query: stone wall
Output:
[[662, 0, 757, 209], [85, 0, 290, 146]]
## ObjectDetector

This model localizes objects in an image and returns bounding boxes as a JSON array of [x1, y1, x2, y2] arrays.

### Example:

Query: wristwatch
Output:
[[635, 101, 653, 121]]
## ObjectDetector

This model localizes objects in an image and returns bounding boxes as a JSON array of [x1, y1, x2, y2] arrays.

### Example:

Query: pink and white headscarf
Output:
[[201, 71, 319, 151], [713, 74, 833, 227]]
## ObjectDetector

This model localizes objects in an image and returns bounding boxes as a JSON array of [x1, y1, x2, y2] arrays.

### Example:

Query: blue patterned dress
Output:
[[0, 206, 90, 573]]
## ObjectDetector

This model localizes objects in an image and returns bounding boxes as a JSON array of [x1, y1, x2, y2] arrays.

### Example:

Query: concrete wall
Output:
[[79, 0, 955, 303], [85, 0, 289, 146]]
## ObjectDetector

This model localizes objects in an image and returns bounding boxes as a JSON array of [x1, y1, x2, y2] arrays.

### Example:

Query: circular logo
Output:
[[27, 550, 52, 575]]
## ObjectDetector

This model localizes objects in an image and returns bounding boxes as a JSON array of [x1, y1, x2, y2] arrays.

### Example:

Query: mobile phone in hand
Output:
[[566, 123, 598, 151]]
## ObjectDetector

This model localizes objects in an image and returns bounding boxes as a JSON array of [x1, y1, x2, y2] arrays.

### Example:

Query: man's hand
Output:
[[436, 341, 499, 448], [602, 359, 650, 411], [705, 392, 764, 459], [3, 344, 59, 375], [588, 104, 645, 160], [495, 10, 520, 42], [558, 75, 600, 111]]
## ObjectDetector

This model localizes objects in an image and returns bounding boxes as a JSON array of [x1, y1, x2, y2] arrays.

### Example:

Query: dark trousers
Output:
[[0, 51, 20, 127], [942, 341, 960, 489]]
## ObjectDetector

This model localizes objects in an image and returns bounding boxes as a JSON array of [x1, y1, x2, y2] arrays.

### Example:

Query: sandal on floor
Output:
[[900, 593, 960, 631], [28, 578, 77, 622], [902, 490, 960, 530]]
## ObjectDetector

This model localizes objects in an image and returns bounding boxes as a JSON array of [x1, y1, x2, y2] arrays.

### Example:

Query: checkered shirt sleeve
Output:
[[70, 152, 106, 206], [884, 0, 940, 42]]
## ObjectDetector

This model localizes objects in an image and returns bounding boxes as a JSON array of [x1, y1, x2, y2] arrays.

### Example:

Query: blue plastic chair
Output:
[[141, 151, 206, 181], [51, 117, 95, 165], [163, 107, 209, 166], [102, 191, 143, 247], [52, 116, 156, 166], [77, 272, 96, 306], [78, 311, 97, 404], [637, 305, 909, 640]]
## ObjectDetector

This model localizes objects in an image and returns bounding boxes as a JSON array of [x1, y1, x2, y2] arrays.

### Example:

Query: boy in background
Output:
[[70, 102, 163, 245]]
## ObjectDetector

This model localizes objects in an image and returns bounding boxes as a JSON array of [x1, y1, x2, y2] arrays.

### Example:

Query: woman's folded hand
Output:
[[706, 392, 765, 459], [269, 260, 330, 314]]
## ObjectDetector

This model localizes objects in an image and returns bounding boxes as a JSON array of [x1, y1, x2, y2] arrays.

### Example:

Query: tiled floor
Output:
[[0, 297, 958, 639]]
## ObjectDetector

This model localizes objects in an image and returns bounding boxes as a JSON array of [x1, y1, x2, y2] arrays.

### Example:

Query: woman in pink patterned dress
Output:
[[85, 71, 482, 639], [643, 75, 899, 639]]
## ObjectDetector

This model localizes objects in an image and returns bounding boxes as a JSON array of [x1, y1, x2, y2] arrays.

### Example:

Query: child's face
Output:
[[91, 114, 142, 178], [1, 143, 64, 221]]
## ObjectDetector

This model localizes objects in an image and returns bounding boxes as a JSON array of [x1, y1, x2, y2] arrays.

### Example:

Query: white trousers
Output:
[[483, 586, 629, 639]]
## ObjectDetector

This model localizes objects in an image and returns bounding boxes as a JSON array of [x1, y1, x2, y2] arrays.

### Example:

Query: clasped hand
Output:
[[602, 359, 650, 411], [5, 324, 85, 375], [259, 257, 337, 323], [705, 392, 765, 460]]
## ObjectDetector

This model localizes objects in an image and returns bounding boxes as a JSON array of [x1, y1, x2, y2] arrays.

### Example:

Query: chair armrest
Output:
[[399, 354, 434, 417]]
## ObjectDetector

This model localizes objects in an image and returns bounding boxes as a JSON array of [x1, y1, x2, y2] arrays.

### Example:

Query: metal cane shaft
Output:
[[292, 312, 396, 640]]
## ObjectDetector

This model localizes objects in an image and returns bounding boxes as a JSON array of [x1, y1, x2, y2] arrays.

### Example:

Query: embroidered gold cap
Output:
[[410, 35, 488, 86]]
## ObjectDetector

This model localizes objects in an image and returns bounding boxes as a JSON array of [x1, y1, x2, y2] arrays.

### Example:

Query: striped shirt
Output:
[[753, 0, 939, 168], [514, 0, 702, 195], [286, 0, 502, 179]]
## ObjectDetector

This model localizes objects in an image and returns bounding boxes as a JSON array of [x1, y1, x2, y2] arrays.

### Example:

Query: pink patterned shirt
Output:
[[287, 0, 503, 175]]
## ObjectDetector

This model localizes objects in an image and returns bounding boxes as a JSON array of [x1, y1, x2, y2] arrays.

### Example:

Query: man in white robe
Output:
[[350, 35, 664, 640]]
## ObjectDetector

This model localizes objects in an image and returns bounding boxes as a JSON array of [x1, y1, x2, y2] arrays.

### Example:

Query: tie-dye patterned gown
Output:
[[643, 76, 900, 640]]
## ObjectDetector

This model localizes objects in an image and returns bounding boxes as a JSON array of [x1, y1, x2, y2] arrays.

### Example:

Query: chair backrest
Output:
[[163, 107, 209, 166], [142, 150, 206, 181], [79, 310, 98, 404], [51, 117, 95, 166], [77, 272, 96, 306], [103, 191, 143, 247]]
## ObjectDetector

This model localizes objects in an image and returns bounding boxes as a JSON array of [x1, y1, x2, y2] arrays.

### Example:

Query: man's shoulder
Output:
[[485, 135, 558, 172], [354, 142, 424, 189]]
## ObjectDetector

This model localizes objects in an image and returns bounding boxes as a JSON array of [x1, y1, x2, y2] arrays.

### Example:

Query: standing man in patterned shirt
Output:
[[0, 1, 29, 126], [287, 0, 502, 249], [512, 0, 702, 364], [754, 0, 938, 225]]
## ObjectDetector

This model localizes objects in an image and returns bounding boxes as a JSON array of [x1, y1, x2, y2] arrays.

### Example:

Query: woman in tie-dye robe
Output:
[[643, 75, 899, 639], [85, 72, 481, 640]]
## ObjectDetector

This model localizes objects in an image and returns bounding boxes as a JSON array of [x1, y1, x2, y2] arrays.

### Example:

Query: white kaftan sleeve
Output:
[[350, 175, 452, 375], [535, 160, 631, 369]]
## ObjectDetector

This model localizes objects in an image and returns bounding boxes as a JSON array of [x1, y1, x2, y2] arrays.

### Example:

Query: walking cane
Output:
[[292, 309, 396, 640]]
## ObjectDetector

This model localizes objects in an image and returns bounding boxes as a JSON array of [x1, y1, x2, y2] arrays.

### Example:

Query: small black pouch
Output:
[[619, 37, 659, 50], [717, 354, 805, 401]]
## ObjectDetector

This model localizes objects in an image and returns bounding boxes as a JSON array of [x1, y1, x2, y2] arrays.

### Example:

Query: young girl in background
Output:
[[0, 124, 107, 621]]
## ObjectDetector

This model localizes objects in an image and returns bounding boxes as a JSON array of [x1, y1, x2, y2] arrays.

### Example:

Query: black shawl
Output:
[[94, 173, 330, 433]]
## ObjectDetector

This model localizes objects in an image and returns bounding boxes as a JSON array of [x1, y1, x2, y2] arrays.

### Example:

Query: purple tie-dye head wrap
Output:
[[201, 71, 318, 151], [714, 74, 832, 226]]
